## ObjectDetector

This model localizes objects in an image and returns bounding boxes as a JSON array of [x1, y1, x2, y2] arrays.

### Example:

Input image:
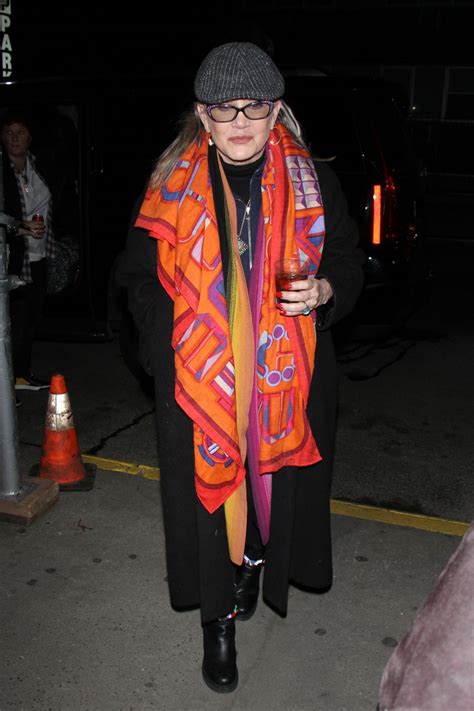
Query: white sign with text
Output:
[[1, 0, 12, 78]]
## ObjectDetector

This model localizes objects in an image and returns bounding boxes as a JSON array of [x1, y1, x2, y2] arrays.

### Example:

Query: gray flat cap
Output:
[[194, 42, 285, 104]]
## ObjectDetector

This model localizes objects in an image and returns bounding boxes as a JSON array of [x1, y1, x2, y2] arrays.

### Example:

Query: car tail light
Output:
[[371, 177, 397, 245], [372, 184, 381, 245]]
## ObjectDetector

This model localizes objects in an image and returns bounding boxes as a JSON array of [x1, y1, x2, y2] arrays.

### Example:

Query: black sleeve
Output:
[[2, 161, 26, 275], [313, 160, 366, 330], [115, 186, 172, 375]]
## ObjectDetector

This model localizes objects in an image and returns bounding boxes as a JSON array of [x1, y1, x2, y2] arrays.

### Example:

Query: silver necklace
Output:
[[237, 199, 251, 258]]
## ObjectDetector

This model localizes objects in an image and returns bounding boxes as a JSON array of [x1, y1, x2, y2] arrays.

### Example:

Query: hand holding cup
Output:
[[22, 214, 45, 239], [275, 257, 333, 316]]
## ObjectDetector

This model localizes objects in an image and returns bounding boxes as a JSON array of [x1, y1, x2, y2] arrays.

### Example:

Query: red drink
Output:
[[275, 271, 305, 292], [275, 257, 310, 301], [32, 214, 44, 223]]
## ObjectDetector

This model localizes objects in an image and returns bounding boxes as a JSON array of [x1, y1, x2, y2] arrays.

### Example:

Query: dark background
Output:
[[10, 4, 474, 72], [9, 1, 474, 241]]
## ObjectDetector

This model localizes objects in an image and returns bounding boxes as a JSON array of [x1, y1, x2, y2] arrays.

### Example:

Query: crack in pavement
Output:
[[85, 408, 156, 455]]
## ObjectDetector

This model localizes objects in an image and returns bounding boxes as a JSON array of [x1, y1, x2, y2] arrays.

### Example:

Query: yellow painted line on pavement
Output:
[[83, 455, 470, 537], [330, 499, 470, 537], [82, 455, 161, 481]]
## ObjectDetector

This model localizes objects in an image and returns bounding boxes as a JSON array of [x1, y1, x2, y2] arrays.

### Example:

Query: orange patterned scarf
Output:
[[136, 124, 325, 564]]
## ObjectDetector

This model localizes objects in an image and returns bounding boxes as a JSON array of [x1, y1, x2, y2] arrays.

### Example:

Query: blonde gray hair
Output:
[[149, 101, 310, 191]]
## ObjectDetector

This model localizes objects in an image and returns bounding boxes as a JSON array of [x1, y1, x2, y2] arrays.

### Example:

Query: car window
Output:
[[356, 92, 417, 178], [285, 79, 364, 174], [309, 95, 364, 174]]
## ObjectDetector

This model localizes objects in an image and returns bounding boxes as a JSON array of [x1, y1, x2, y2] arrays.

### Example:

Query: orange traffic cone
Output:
[[34, 374, 96, 491]]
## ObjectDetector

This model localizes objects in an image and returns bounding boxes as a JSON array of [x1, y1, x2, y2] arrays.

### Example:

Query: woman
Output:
[[2, 109, 55, 392], [117, 42, 364, 693]]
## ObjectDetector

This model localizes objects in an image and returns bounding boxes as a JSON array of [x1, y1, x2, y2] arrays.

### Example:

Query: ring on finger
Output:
[[302, 301, 312, 316]]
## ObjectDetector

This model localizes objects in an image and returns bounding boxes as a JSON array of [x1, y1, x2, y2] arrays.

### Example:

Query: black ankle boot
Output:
[[202, 615, 238, 693], [235, 558, 263, 621]]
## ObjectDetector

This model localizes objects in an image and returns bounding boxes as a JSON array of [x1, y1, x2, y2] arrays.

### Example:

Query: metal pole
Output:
[[0, 144, 22, 498]]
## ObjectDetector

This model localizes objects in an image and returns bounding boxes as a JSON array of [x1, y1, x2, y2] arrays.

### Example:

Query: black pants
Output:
[[9, 259, 47, 378], [194, 475, 265, 624], [244, 474, 266, 561]]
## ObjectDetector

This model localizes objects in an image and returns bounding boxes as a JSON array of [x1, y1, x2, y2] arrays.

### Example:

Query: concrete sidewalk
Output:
[[0, 468, 461, 711]]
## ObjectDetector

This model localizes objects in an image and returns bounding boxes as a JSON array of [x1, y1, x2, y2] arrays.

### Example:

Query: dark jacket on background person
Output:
[[116, 160, 364, 623], [2, 153, 25, 276]]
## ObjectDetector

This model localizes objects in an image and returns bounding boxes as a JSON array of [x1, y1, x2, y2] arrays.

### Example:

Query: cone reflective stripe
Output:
[[38, 374, 90, 486], [45, 393, 75, 432]]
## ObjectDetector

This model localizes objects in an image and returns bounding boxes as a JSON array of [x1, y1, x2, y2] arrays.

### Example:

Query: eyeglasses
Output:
[[205, 101, 275, 123]]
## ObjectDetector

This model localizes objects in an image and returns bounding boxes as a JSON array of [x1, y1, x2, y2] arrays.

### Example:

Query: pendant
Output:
[[238, 238, 248, 256]]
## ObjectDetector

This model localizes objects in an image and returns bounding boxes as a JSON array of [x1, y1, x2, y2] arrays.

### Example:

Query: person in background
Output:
[[117, 42, 364, 693], [1, 108, 55, 395]]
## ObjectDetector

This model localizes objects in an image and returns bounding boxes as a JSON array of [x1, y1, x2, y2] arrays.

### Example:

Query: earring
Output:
[[269, 130, 281, 146], [208, 134, 214, 146]]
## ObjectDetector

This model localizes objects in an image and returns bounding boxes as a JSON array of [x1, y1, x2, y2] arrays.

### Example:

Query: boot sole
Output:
[[202, 664, 238, 694]]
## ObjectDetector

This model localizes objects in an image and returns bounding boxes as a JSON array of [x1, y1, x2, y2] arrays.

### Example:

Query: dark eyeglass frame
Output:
[[205, 100, 275, 123]]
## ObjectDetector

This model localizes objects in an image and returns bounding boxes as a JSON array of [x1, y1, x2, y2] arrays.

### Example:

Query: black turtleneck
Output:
[[208, 146, 266, 285], [221, 152, 266, 204]]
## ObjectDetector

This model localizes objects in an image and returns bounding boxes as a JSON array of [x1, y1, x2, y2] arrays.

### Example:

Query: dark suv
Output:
[[284, 73, 427, 339]]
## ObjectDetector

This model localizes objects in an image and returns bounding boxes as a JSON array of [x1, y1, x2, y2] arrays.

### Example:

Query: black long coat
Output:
[[116, 160, 364, 623]]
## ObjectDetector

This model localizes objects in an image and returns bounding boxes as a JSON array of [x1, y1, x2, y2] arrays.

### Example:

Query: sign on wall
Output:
[[1, 0, 12, 79]]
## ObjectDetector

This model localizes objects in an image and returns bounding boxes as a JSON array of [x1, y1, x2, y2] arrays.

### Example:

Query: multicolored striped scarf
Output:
[[136, 124, 325, 565]]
